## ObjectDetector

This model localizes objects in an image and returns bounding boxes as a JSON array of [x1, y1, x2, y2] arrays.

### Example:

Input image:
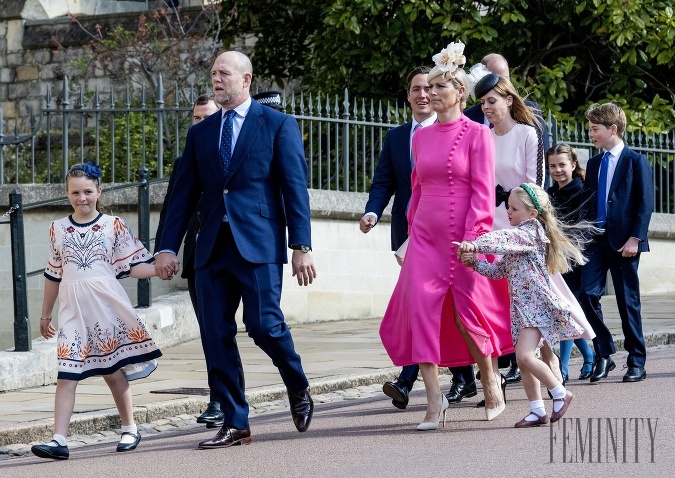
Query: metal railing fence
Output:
[[2, 76, 674, 212]]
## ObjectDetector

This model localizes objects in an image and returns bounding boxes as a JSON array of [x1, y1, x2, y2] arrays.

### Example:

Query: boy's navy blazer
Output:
[[584, 146, 653, 252], [365, 122, 413, 250], [158, 99, 311, 267]]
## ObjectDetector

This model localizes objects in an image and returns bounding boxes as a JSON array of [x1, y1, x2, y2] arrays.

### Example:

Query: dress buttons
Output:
[[224, 189, 229, 194]]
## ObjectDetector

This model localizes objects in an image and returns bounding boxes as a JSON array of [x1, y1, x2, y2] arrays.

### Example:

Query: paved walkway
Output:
[[1, 294, 674, 452]]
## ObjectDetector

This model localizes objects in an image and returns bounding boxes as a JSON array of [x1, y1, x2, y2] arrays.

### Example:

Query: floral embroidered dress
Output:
[[472, 218, 594, 346], [45, 213, 162, 381]]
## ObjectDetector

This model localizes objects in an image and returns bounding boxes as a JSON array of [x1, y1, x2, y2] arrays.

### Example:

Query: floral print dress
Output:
[[471, 218, 585, 346], [45, 213, 162, 381]]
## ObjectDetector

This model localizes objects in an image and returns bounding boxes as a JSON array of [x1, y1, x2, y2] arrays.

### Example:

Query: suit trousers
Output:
[[195, 223, 309, 429], [578, 233, 646, 368], [397, 365, 474, 389]]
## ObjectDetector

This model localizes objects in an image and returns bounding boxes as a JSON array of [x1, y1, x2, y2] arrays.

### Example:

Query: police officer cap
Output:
[[253, 91, 283, 111]]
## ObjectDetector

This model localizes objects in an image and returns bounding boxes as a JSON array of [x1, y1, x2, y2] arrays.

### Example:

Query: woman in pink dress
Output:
[[379, 42, 512, 430]]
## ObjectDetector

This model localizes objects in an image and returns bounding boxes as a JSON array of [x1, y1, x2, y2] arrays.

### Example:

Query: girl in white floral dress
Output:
[[458, 183, 595, 428], [31, 162, 162, 460]]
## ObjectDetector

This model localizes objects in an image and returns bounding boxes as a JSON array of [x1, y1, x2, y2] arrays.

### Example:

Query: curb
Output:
[[3, 331, 674, 447]]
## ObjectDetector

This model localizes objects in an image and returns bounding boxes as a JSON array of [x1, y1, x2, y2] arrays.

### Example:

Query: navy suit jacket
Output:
[[365, 122, 413, 250], [158, 100, 311, 267], [583, 146, 653, 252], [154, 155, 200, 279], [464, 104, 484, 124]]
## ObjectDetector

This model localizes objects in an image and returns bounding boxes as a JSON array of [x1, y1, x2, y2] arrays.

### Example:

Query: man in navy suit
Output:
[[155, 51, 317, 449], [361, 66, 477, 408], [579, 102, 653, 383]]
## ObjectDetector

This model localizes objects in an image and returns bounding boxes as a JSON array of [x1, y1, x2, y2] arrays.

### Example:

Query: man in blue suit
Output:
[[155, 51, 317, 449], [579, 102, 653, 383], [361, 66, 478, 409]]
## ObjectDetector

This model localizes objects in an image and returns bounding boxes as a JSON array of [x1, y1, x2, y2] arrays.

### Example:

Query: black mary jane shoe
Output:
[[31, 441, 70, 460], [578, 361, 594, 380], [116, 431, 142, 452]]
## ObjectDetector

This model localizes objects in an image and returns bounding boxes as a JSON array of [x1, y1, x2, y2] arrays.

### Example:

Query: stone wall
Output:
[[0, 1, 223, 130]]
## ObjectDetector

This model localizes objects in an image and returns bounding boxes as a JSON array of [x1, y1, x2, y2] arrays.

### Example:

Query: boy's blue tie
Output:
[[220, 110, 235, 173], [597, 151, 610, 227]]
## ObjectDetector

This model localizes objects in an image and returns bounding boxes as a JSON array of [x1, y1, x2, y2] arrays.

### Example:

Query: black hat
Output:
[[253, 91, 283, 111], [474, 73, 500, 99]]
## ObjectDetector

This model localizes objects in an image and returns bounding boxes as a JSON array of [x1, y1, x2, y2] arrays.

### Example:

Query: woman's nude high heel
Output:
[[485, 372, 506, 421], [417, 395, 450, 431]]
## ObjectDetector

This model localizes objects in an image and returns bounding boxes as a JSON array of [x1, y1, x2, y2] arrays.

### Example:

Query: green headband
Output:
[[520, 183, 543, 215]]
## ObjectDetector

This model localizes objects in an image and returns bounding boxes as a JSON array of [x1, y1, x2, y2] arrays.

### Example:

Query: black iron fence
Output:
[[3, 76, 675, 351]]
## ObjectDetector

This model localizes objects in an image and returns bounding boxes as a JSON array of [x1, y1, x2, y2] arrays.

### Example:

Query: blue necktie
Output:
[[220, 110, 235, 173], [410, 123, 421, 167], [597, 151, 610, 227]]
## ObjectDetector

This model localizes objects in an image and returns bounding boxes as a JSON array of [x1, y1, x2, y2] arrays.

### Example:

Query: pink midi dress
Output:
[[379, 115, 513, 367]]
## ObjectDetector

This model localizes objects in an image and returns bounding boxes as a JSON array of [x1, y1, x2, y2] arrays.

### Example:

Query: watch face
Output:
[[300, 245, 311, 253]]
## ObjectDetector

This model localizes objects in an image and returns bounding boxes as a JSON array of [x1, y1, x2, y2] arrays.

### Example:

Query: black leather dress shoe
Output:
[[622, 366, 646, 382], [590, 357, 615, 382], [504, 365, 521, 384], [198, 426, 252, 449], [445, 381, 477, 403], [197, 401, 225, 428], [31, 441, 69, 460], [382, 381, 409, 409], [288, 389, 314, 432], [116, 431, 141, 452]]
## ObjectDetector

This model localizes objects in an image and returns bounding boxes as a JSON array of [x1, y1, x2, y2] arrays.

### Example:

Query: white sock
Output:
[[550, 384, 567, 412], [526, 400, 546, 421], [119, 424, 138, 444], [51, 434, 67, 447]]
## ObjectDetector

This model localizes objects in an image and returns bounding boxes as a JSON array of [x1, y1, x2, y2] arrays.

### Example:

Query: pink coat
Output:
[[379, 116, 513, 367]]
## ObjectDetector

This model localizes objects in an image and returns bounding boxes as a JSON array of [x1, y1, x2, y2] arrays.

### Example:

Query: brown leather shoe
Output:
[[288, 388, 314, 432], [198, 426, 252, 449], [514, 412, 549, 428], [550, 390, 574, 423]]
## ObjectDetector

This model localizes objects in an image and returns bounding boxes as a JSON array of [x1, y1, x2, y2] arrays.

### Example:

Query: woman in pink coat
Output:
[[379, 41, 512, 430]]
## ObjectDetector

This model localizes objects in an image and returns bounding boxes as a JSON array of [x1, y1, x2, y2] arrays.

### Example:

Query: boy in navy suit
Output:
[[579, 102, 653, 383]]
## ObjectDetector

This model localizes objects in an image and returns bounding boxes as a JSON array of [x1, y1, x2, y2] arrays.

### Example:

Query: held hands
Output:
[[292, 250, 317, 286], [359, 214, 377, 233], [154, 252, 181, 280], [40, 318, 56, 340], [453, 241, 477, 267], [618, 237, 640, 257]]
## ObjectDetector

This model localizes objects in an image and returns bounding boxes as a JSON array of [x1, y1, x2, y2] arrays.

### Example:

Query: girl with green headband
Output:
[[456, 183, 597, 429]]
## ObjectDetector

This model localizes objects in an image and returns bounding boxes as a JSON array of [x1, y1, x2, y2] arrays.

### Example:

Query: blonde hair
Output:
[[511, 183, 599, 274], [430, 68, 470, 110]]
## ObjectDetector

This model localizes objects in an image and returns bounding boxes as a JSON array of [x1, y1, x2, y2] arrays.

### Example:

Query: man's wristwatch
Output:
[[290, 244, 312, 253]]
